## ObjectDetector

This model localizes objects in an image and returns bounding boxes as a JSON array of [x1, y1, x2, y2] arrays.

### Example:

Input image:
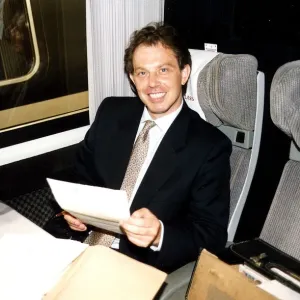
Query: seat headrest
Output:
[[197, 54, 258, 130], [271, 60, 300, 148]]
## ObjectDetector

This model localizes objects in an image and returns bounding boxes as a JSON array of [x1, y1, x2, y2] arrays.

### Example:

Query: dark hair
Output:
[[124, 22, 191, 95]]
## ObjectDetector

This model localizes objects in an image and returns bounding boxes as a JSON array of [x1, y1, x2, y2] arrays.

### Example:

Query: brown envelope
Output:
[[43, 246, 167, 300]]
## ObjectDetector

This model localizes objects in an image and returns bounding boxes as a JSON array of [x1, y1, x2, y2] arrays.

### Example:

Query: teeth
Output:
[[149, 93, 165, 99]]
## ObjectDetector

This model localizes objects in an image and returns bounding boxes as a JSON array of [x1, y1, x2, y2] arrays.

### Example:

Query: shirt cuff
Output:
[[150, 220, 164, 251]]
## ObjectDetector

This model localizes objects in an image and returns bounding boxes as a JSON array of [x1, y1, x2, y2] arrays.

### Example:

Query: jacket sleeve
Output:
[[154, 137, 231, 272], [74, 97, 112, 186]]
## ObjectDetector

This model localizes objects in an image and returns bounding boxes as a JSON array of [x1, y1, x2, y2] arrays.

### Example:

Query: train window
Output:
[[0, 0, 38, 82], [0, 0, 88, 145]]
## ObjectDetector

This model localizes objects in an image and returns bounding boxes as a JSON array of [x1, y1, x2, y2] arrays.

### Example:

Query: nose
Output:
[[148, 72, 159, 87]]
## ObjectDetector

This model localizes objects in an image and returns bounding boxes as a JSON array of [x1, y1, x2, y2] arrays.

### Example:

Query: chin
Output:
[[148, 107, 168, 116]]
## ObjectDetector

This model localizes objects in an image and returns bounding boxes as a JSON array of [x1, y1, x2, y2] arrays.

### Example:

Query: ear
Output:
[[129, 73, 135, 84], [181, 64, 191, 85]]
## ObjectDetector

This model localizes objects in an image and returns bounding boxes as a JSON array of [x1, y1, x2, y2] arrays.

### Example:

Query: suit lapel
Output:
[[101, 98, 143, 189], [130, 102, 191, 212]]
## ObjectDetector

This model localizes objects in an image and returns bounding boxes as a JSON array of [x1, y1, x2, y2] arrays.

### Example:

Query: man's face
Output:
[[129, 43, 190, 119]]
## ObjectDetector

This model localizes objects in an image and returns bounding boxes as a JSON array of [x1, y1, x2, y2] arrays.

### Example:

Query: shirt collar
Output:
[[140, 100, 183, 133]]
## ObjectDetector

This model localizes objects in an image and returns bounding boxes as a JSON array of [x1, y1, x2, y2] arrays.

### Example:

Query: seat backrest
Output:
[[260, 60, 300, 261], [185, 50, 265, 241], [3, 187, 57, 228]]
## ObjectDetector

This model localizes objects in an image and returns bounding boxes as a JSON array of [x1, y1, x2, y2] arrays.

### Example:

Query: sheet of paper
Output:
[[238, 264, 270, 284], [0, 234, 88, 300], [258, 280, 300, 300], [47, 178, 130, 234]]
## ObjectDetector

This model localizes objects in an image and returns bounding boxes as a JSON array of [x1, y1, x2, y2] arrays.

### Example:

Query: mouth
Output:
[[148, 92, 166, 100]]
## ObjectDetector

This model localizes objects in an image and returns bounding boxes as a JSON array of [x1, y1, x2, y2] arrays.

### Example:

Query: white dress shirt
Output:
[[111, 100, 183, 251]]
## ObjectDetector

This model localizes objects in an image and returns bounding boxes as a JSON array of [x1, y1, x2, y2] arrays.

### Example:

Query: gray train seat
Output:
[[259, 60, 300, 261], [158, 51, 264, 300]]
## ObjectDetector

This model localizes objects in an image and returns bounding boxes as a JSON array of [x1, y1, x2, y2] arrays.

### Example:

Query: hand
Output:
[[63, 212, 87, 231], [120, 208, 161, 248]]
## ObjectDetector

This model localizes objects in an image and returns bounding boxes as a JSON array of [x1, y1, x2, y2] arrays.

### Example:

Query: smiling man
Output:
[[128, 42, 189, 119], [64, 23, 232, 273]]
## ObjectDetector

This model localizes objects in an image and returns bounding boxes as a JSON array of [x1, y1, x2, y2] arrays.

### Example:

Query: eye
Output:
[[137, 71, 147, 77], [160, 67, 168, 73]]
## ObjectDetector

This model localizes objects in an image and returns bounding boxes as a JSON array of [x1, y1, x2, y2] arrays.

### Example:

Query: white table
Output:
[[0, 201, 52, 238], [0, 202, 91, 300]]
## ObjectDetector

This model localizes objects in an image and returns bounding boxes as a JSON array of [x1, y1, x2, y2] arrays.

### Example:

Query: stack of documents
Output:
[[47, 178, 130, 234], [0, 234, 88, 300]]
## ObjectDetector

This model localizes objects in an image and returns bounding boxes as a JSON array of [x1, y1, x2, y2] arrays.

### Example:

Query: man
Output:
[[64, 23, 231, 273]]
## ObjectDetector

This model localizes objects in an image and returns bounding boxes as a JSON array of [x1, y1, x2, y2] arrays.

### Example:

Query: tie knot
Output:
[[144, 120, 156, 131], [141, 120, 156, 142]]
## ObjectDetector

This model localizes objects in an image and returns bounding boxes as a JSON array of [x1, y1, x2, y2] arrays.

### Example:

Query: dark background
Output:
[[165, 0, 300, 241]]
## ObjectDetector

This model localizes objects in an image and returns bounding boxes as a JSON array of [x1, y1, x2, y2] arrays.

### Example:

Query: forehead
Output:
[[132, 43, 179, 67]]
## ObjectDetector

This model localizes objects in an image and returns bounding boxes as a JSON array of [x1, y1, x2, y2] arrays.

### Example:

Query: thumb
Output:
[[131, 208, 150, 218]]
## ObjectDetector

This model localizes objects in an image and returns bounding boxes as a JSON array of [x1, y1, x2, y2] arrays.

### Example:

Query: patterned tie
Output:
[[120, 120, 156, 199], [84, 120, 156, 247]]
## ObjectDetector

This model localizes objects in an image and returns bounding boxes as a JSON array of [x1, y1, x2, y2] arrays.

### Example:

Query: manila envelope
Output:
[[43, 245, 167, 300]]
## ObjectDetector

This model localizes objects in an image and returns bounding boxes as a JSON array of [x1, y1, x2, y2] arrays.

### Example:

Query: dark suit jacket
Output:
[[75, 96, 231, 273]]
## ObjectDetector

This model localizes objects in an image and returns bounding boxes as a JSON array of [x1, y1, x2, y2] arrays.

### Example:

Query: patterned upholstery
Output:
[[260, 60, 300, 260], [197, 53, 258, 220], [260, 161, 300, 261], [3, 187, 58, 228], [270, 60, 300, 148], [198, 54, 257, 130], [229, 147, 251, 220]]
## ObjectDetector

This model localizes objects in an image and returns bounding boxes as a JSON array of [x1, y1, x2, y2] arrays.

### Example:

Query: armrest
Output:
[[157, 261, 195, 300]]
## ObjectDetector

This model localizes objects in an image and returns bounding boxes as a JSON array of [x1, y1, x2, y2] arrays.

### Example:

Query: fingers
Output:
[[63, 212, 87, 231], [125, 234, 154, 248], [121, 217, 156, 233], [123, 223, 161, 247], [120, 209, 161, 247]]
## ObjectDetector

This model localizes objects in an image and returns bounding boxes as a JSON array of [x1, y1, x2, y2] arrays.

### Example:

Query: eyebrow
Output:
[[158, 63, 175, 68], [134, 63, 176, 72]]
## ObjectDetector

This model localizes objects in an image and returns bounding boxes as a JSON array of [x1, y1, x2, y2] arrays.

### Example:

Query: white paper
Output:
[[47, 178, 130, 234], [0, 201, 52, 238], [0, 234, 88, 300], [258, 280, 300, 300], [238, 264, 269, 284], [270, 267, 300, 288]]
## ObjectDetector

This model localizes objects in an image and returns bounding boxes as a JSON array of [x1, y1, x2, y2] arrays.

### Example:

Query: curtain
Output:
[[86, 0, 165, 122]]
